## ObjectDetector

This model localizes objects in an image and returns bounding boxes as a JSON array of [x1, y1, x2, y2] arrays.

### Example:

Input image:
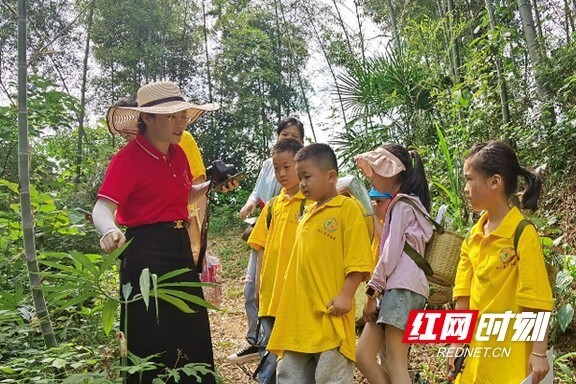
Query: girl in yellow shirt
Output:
[[451, 141, 553, 384]]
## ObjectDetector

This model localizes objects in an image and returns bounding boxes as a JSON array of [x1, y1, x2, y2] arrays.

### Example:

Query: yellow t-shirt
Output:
[[248, 189, 306, 318], [453, 207, 553, 384], [178, 131, 206, 180], [267, 195, 373, 361]]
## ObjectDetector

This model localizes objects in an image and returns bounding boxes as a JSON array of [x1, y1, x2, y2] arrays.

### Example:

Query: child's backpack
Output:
[[397, 197, 464, 306]]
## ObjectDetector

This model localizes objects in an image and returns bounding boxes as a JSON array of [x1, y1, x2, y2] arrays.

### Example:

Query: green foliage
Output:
[[554, 256, 576, 334], [0, 343, 117, 383], [337, 45, 438, 147], [91, 0, 204, 106], [208, 188, 251, 236], [555, 350, 576, 383]]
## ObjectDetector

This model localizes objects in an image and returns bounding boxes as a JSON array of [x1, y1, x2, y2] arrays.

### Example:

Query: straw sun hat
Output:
[[106, 81, 220, 135]]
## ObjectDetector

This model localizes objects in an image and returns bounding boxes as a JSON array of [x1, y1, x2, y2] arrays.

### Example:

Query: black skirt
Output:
[[120, 224, 216, 384]]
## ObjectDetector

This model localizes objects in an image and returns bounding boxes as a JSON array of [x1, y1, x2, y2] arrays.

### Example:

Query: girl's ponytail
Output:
[[519, 166, 542, 211], [408, 150, 431, 211], [466, 141, 542, 211]]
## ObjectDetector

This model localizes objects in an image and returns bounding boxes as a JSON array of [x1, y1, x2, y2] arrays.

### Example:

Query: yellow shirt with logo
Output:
[[178, 131, 206, 180], [267, 195, 373, 361], [453, 207, 553, 384], [248, 189, 306, 318]]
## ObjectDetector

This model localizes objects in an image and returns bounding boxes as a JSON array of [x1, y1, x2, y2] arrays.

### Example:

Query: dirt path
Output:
[[209, 278, 260, 383]]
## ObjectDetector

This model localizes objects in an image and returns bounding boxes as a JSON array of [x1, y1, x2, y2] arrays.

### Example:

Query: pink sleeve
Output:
[[368, 201, 412, 294]]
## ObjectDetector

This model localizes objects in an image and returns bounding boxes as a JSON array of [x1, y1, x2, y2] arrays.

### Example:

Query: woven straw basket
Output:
[[425, 230, 464, 287], [428, 282, 453, 307]]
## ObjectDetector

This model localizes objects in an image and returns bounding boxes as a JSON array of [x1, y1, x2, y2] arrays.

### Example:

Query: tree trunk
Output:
[[331, 0, 354, 56], [485, 0, 511, 125], [517, 0, 556, 125], [353, 0, 366, 63], [530, 0, 546, 47], [564, 0, 574, 43], [446, 0, 462, 82], [304, 4, 347, 126], [277, 0, 316, 141], [17, 0, 57, 349], [201, 0, 213, 102], [385, 0, 401, 51], [75, 0, 95, 184]]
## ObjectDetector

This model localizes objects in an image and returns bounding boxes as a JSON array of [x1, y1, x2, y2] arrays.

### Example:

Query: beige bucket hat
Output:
[[355, 146, 406, 179], [106, 81, 220, 135]]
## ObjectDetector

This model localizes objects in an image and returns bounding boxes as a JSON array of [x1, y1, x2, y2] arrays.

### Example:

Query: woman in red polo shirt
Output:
[[93, 81, 219, 383]]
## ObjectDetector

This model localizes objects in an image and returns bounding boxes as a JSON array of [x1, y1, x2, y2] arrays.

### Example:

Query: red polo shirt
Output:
[[97, 134, 193, 227]]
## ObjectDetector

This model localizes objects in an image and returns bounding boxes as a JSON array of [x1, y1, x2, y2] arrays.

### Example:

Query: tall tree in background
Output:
[[517, 0, 556, 124], [91, 0, 204, 106], [199, 0, 309, 172]]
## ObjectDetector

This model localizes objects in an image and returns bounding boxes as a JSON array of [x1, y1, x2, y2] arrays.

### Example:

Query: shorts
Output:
[[376, 288, 427, 331]]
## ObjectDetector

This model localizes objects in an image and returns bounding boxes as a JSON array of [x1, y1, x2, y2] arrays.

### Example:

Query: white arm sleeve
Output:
[[93, 198, 120, 236]]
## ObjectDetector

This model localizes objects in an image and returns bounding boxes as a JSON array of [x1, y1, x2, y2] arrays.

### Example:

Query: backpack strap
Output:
[[266, 196, 307, 229], [299, 198, 307, 218], [265, 196, 278, 229], [397, 196, 444, 233], [394, 197, 435, 277], [514, 219, 531, 252], [404, 242, 434, 277]]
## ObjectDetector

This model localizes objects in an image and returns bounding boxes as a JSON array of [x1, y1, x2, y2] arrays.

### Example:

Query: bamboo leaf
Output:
[[155, 292, 195, 313], [106, 240, 132, 266], [122, 283, 133, 301], [59, 292, 93, 309], [139, 268, 151, 310], [156, 288, 217, 311], [152, 273, 159, 322], [98, 249, 122, 276], [70, 251, 99, 278], [102, 298, 118, 335], [156, 268, 192, 283], [38, 260, 81, 275], [157, 282, 212, 288]]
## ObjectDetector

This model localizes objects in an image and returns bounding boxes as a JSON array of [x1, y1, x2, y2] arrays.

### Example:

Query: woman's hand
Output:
[[240, 201, 257, 220], [219, 179, 239, 193], [100, 229, 126, 254], [362, 297, 378, 323], [529, 353, 550, 383]]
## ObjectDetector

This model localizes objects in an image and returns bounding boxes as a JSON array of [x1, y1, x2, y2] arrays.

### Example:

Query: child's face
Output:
[[277, 125, 303, 144], [370, 172, 400, 195], [372, 198, 390, 220], [463, 160, 498, 212], [296, 159, 336, 202], [273, 151, 300, 191]]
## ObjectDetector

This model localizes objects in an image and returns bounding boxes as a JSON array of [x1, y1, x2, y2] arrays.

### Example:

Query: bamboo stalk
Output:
[[18, 0, 57, 348]]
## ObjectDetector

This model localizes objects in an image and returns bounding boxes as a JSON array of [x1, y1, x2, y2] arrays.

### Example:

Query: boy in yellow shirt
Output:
[[267, 143, 373, 384], [247, 138, 305, 384]]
